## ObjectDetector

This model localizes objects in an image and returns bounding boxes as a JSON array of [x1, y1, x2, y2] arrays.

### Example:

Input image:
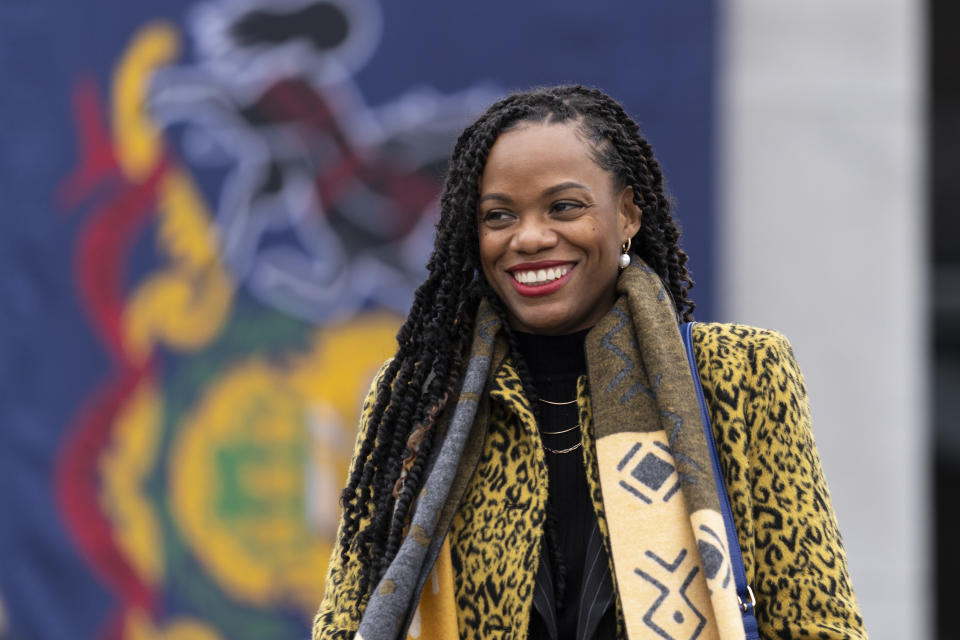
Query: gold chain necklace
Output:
[[543, 441, 583, 455], [540, 423, 579, 436], [538, 397, 577, 406], [539, 396, 580, 453]]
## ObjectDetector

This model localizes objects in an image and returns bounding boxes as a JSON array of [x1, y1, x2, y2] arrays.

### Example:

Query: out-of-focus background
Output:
[[0, 0, 948, 638]]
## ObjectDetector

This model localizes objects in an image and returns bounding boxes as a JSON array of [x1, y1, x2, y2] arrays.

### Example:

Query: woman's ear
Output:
[[618, 186, 642, 238]]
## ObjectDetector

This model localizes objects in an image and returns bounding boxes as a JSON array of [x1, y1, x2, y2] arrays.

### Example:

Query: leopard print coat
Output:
[[314, 323, 867, 639]]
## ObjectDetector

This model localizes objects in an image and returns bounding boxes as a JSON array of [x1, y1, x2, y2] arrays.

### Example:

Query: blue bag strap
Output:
[[680, 322, 761, 639]]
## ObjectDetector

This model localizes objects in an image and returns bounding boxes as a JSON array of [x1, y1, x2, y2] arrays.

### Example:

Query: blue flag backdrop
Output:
[[0, 1, 715, 638]]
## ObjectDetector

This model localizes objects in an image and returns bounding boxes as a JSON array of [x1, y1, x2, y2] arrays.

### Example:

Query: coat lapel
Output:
[[532, 544, 558, 640], [575, 518, 614, 640]]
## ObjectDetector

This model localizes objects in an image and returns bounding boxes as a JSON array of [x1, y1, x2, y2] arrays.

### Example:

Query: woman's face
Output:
[[477, 122, 641, 335]]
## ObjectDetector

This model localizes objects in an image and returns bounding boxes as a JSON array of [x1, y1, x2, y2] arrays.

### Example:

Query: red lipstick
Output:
[[506, 262, 575, 297]]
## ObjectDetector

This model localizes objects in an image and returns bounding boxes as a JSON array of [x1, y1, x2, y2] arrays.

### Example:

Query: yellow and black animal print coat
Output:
[[314, 323, 867, 640]]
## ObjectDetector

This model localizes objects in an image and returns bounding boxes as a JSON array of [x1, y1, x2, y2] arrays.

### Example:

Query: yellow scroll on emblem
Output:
[[110, 21, 235, 365], [100, 379, 165, 587]]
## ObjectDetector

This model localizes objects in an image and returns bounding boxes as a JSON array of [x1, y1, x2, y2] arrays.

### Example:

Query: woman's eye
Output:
[[480, 210, 514, 226], [551, 201, 584, 215]]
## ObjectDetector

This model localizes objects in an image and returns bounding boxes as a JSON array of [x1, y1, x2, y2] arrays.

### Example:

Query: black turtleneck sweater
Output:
[[515, 330, 614, 640]]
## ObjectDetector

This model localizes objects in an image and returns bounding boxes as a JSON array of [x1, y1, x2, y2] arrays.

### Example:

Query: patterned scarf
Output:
[[584, 260, 745, 639], [355, 259, 746, 639]]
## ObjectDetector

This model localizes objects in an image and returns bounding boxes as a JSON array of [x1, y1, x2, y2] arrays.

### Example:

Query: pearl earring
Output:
[[618, 238, 631, 270]]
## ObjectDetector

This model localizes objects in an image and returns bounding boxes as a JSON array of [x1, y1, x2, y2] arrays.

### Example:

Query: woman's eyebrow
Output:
[[479, 181, 590, 205], [542, 181, 590, 197], [479, 192, 512, 204]]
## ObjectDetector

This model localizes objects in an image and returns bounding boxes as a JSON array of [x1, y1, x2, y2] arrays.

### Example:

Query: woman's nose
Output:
[[510, 217, 558, 253]]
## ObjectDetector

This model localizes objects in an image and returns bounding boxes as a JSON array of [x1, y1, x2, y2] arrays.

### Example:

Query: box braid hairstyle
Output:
[[337, 85, 695, 606]]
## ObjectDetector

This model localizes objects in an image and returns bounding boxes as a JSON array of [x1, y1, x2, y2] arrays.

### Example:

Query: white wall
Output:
[[719, 2, 927, 638]]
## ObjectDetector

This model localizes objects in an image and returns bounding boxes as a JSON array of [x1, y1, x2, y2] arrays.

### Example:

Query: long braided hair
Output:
[[337, 85, 695, 604]]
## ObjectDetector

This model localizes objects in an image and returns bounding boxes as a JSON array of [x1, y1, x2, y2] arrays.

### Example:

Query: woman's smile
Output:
[[507, 261, 575, 294]]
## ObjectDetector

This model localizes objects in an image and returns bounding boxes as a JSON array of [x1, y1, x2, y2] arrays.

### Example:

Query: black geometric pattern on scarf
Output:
[[633, 548, 707, 640], [615, 441, 682, 504]]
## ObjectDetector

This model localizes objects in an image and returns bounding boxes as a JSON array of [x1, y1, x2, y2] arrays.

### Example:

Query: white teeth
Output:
[[512, 265, 571, 286]]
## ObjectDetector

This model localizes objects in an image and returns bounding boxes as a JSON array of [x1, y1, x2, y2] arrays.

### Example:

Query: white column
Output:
[[719, 2, 927, 638]]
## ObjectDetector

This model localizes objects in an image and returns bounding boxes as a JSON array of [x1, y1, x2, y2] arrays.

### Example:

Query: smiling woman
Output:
[[313, 86, 867, 640], [478, 123, 641, 335]]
